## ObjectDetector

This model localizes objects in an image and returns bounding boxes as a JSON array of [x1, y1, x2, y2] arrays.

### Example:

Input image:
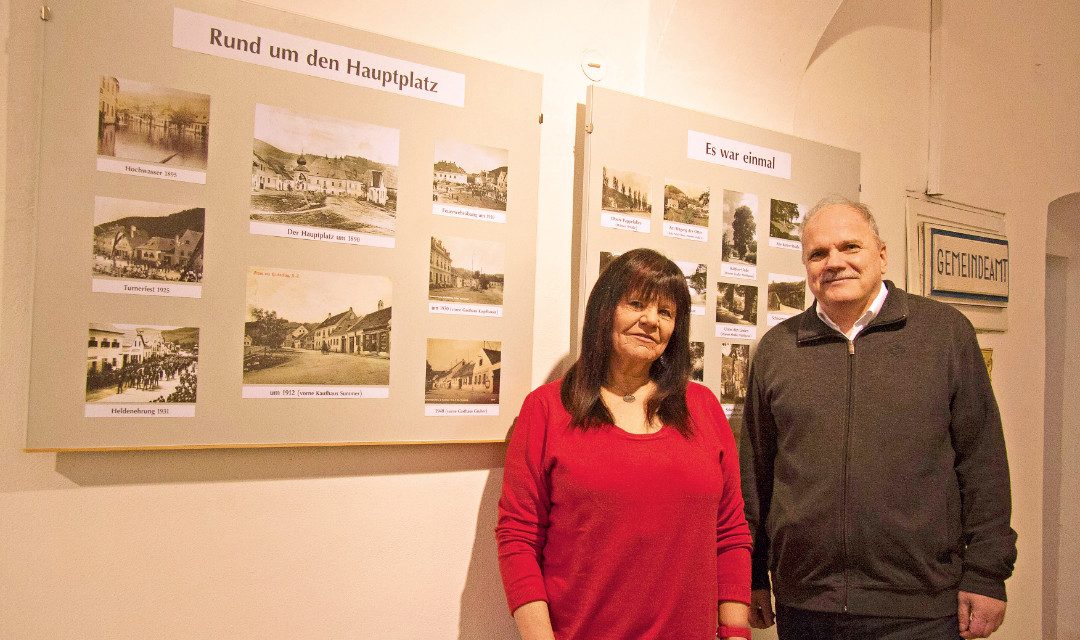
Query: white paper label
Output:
[[432, 203, 507, 224], [425, 404, 500, 417], [662, 221, 708, 242], [249, 220, 394, 248], [600, 212, 651, 234], [715, 324, 758, 340], [96, 157, 206, 184], [242, 385, 390, 399], [687, 130, 792, 179], [92, 278, 202, 298], [85, 404, 195, 418]]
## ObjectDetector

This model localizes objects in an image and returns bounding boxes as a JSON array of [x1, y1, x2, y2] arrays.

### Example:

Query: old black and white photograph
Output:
[[91, 197, 204, 297], [250, 104, 399, 246], [767, 273, 807, 313], [769, 198, 805, 249], [243, 268, 392, 395], [425, 339, 502, 407], [716, 282, 759, 325], [429, 235, 505, 310], [432, 140, 509, 219], [690, 341, 705, 382], [85, 323, 199, 416], [664, 180, 709, 226], [599, 250, 621, 276], [97, 77, 209, 182], [722, 190, 759, 275], [602, 167, 652, 217], [719, 342, 750, 406], [675, 260, 708, 312]]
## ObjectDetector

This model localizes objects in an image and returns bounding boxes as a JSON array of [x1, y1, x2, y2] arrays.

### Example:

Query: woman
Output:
[[496, 248, 752, 640]]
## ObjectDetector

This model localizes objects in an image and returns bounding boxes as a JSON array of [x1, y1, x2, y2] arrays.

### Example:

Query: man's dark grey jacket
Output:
[[740, 281, 1017, 617]]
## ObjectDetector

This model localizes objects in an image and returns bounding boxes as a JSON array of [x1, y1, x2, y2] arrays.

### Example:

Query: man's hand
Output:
[[958, 591, 1006, 638], [748, 589, 775, 629]]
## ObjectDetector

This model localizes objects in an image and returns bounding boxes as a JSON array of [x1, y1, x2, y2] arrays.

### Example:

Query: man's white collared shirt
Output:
[[816, 282, 888, 342]]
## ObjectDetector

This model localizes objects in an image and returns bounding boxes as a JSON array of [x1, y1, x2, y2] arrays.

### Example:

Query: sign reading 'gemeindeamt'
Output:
[[687, 130, 792, 179], [928, 225, 1009, 304], [172, 8, 466, 106]]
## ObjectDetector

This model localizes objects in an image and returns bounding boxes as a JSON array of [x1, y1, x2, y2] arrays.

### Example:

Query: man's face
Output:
[[801, 204, 887, 317]]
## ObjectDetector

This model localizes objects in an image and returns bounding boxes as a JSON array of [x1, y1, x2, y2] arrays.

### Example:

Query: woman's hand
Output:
[[512, 600, 556, 640]]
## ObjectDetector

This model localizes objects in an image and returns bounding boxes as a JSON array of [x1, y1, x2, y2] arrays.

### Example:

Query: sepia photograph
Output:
[[432, 140, 508, 212], [716, 282, 759, 325], [599, 250, 621, 275], [97, 77, 209, 170], [719, 342, 750, 406], [250, 103, 399, 239], [767, 273, 807, 314], [92, 197, 204, 284], [675, 260, 708, 308], [690, 341, 705, 382], [425, 339, 502, 405], [85, 323, 199, 404], [664, 179, 710, 227], [769, 198, 805, 243], [601, 167, 652, 217], [722, 190, 759, 265], [429, 235, 505, 306], [243, 268, 392, 386]]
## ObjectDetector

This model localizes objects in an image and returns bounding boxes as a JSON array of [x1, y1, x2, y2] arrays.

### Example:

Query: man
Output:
[[740, 196, 1016, 639]]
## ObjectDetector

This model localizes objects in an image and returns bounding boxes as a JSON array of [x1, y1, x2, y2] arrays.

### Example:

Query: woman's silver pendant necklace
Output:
[[622, 393, 636, 403]]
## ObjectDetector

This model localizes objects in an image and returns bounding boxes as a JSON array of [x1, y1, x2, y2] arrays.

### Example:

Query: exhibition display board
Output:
[[26, 0, 541, 450], [579, 87, 860, 432]]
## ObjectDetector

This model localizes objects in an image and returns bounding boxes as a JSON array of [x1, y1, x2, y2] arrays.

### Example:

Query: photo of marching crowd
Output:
[[85, 324, 199, 404], [92, 197, 204, 284], [250, 104, 399, 239]]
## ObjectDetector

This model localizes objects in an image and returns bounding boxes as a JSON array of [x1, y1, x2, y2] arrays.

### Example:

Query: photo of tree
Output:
[[432, 140, 508, 212], [92, 197, 204, 284], [250, 103, 399, 238], [97, 77, 209, 170], [243, 268, 392, 386], [769, 198, 804, 242], [690, 341, 705, 382], [722, 190, 759, 265], [85, 324, 199, 404], [675, 260, 708, 307], [601, 167, 652, 218], [716, 282, 759, 325], [664, 179, 709, 227], [720, 343, 750, 405]]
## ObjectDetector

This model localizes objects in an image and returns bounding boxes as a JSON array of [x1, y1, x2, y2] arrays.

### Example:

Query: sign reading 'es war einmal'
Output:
[[927, 225, 1009, 305], [687, 130, 793, 179]]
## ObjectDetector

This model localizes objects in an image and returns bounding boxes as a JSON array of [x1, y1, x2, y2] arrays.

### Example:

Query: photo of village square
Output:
[[250, 104, 399, 238], [432, 140, 508, 212], [664, 179, 710, 227], [429, 235, 505, 306], [690, 341, 705, 382], [722, 190, 759, 265], [720, 343, 750, 405], [425, 339, 501, 405], [675, 260, 708, 307], [97, 77, 209, 170], [601, 167, 652, 217], [85, 324, 199, 404], [243, 268, 391, 386], [717, 282, 759, 325], [92, 197, 204, 284], [767, 274, 807, 314], [769, 198, 805, 242]]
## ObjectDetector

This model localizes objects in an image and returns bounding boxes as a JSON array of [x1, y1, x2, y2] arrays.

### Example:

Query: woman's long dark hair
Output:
[[561, 248, 693, 436]]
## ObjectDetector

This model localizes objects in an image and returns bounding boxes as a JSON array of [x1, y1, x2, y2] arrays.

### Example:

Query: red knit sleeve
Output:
[[495, 388, 552, 613], [695, 384, 753, 604]]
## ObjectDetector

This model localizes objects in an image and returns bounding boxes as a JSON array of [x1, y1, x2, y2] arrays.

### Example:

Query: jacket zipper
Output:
[[842, 338, 855, 613]]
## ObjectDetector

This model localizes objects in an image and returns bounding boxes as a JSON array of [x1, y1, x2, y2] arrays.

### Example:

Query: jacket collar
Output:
[[797, 280, 908, 344]]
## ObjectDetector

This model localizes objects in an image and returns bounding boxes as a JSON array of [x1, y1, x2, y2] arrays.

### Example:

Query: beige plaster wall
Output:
[[3, 0, 1077, 638]]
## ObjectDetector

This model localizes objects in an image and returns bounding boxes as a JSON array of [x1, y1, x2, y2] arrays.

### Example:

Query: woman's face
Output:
[[610, 292, 676, 368]]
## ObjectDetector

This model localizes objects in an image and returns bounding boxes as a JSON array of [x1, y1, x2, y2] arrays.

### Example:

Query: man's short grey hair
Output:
[[803, 195, 882, 243]]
